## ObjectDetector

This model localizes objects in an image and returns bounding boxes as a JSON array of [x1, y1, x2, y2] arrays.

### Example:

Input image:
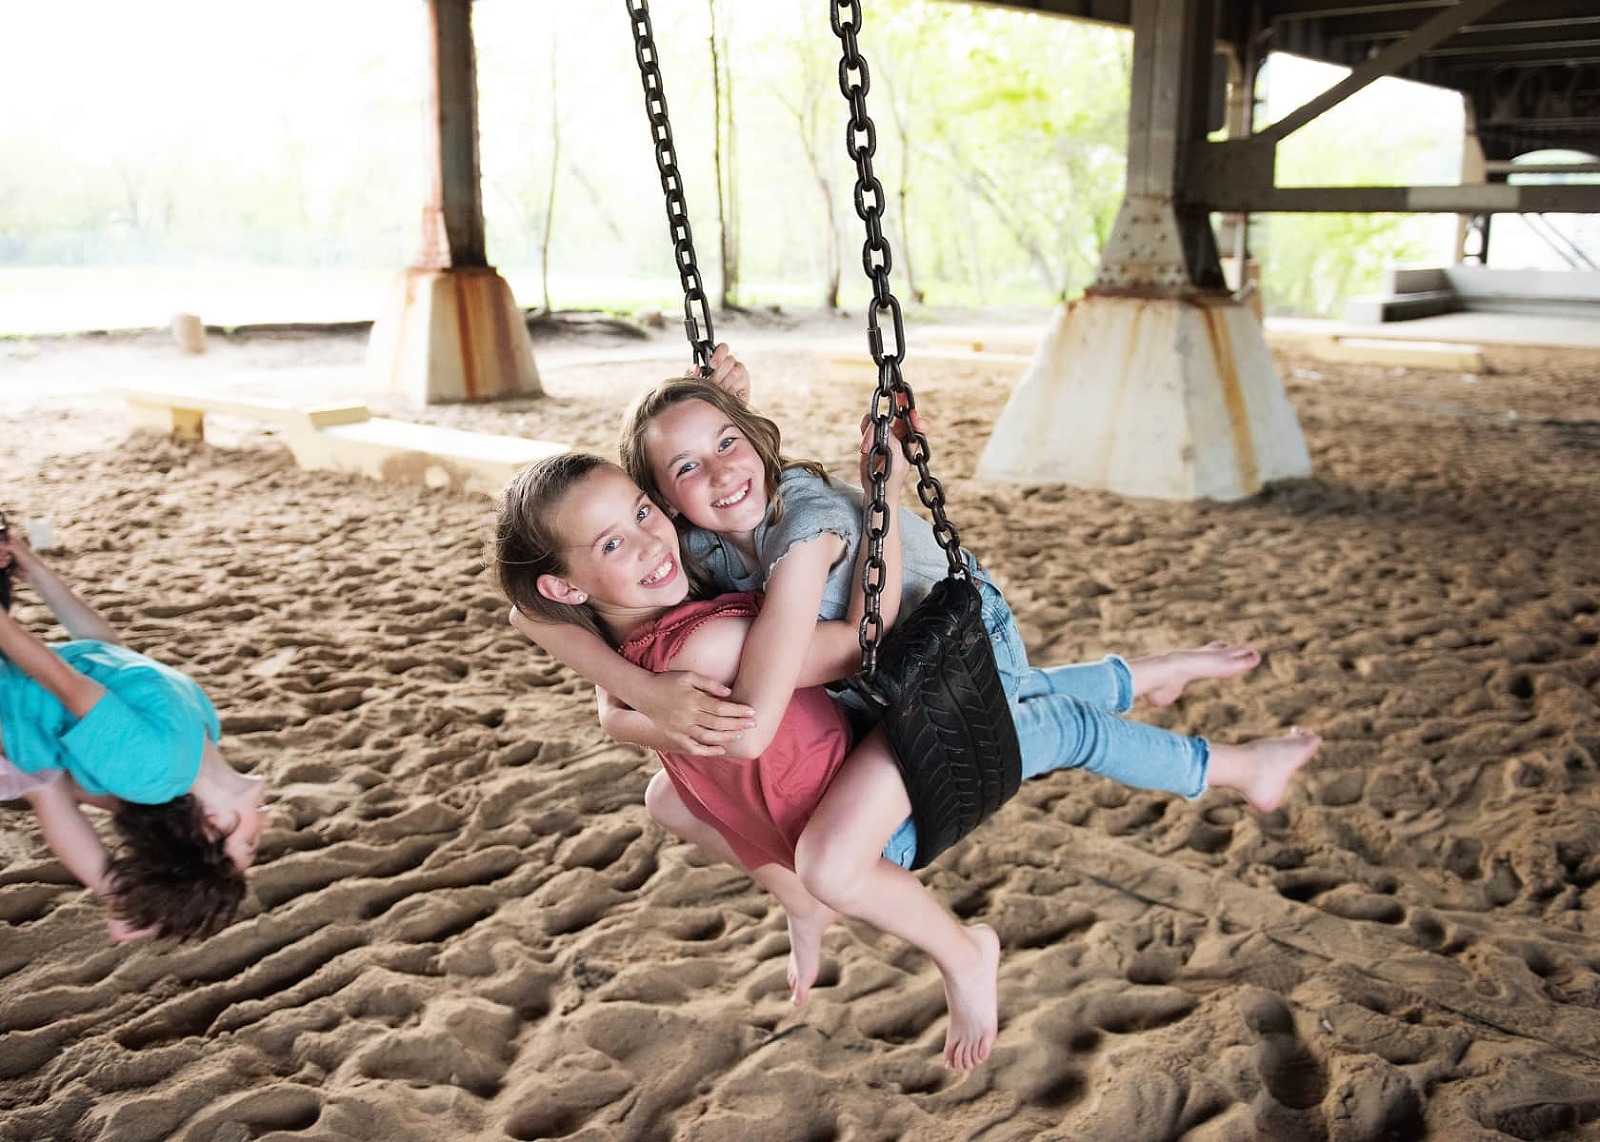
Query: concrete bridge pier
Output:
[[368, 0, 541, 405], [977, 292, 1308, 501], [977, 0, 1308, 501]]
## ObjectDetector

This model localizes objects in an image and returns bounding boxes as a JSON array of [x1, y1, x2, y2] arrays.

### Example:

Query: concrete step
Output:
[[1343, 290, 1459, 324]]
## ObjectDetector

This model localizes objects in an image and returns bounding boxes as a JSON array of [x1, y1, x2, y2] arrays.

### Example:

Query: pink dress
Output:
[[621, 593, 851, 871]]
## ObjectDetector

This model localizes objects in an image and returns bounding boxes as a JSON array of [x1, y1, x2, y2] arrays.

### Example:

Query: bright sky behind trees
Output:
[[0, 0, 1529, 329]]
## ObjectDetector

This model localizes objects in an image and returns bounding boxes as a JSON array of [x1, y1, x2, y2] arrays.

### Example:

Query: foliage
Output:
[[1258, 213, 1434, 317], [0, 1, 1466, 318], [1255, 58, 1461, 316]]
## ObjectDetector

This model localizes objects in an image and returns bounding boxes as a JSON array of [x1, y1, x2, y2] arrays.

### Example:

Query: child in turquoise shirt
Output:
[[0, 530, 267, 942]]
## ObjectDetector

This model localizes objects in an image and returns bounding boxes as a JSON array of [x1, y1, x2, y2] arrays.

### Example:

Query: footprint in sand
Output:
[[1322, 1002, 1469, 1067], [1183, 818, 1234, 854], [535, 869, 627, 936], [1101, 795, 1168, 836], [557, 823, 643, 873], [1087, 985, 1197, 1034], [569, 1004, 746, 1122], [345, 996, 518, 1098], [992, 898, 1097, 951], [1272, 868, 1347, 904], [1483, 1095, 1600, 1140], [176, 1086, 324, 1138], [1313, 886, 1408, 925], [1238, 988, 1327, 1111], [1315, 771, 1367, 807], [0, 882, 67, 926], [852, 980, 948, 1047], [1324, 1056, 1426, 1142], [1074, 1068, 1190, 1139]]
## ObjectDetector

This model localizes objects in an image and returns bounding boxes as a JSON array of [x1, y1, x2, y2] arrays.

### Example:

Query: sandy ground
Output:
[[0, 313, 1598, 1141]]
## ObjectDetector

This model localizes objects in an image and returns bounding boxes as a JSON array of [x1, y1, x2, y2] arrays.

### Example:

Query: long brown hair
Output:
[[492, 451, 614, 642], [618, 377, 829, 534]]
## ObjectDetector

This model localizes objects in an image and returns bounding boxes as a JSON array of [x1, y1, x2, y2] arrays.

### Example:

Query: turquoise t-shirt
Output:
[[0, 640, 219, 804]]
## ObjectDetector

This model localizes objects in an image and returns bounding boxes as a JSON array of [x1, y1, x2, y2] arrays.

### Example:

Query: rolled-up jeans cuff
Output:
[[1105, 654, 1134, 713], [880, 815, 918, 869], [1186, 736, 1211, 799]]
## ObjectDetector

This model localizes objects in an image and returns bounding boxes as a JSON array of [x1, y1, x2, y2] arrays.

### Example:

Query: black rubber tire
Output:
[[864, 576, 1022, 868]]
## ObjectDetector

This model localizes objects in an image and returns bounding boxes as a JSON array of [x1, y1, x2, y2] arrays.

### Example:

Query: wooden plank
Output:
[[287, 418, 566, 497], [109, 385, 371, 430], [110, 383, 566, 496], [1309, 337, 1485, 371]]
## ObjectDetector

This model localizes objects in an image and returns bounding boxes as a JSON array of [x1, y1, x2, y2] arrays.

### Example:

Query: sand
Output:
[[1, 316, 1598, 1140]]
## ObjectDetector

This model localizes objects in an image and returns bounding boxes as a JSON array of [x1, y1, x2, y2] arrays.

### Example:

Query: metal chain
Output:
[[831, 0, 966, 679], [625, 0, 716, 370], [0, 510, 10, 612]]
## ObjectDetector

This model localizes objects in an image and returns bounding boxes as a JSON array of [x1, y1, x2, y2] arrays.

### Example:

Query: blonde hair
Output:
[[618, 376, 828, 534]]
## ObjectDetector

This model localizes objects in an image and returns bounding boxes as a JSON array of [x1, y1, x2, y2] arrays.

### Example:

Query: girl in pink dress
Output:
[[492, 451, 1003, 1071]]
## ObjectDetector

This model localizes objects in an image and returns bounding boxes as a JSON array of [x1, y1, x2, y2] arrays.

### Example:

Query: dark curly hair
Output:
[[107, 795, 247, 941]]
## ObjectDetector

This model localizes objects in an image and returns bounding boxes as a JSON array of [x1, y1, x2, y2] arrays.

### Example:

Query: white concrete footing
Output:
[[976, 294, 1310, 501], [368, 265, 543, 405]]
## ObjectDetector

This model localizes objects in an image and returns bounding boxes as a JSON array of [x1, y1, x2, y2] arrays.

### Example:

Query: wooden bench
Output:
[[1307, 337, 1485, 372], [823, 347, 1035, 385], [109, 383, 372, 440], [108, 382, 566, 496]]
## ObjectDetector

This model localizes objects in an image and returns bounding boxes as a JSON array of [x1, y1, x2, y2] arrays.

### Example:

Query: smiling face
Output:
[[540, 465, 690, 636], [643, 398, 773, 540]]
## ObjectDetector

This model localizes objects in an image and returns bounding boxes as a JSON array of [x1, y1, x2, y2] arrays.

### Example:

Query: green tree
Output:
[[1257, 58, 1461, 315]]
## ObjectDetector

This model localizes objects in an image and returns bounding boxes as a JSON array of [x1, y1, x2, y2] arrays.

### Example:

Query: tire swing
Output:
[[827, 1, 1021, 869], [623, 0, 1021, 869]]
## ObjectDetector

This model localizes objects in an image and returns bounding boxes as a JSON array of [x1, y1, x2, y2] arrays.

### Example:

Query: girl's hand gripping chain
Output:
[[687, 342, 751, 403]]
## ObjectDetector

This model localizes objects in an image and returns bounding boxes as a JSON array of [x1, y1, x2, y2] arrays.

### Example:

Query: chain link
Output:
[[831, 0, 966, 679], [626, 0, 715, 370], [0, 509, 10, 612]]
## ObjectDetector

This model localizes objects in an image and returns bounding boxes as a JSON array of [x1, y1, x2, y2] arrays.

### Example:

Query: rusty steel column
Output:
[[368, 0, 541, 405], [978, 0, 1309, 501], [1093, 0, 1222, 293], [420, 0, 487, 269]]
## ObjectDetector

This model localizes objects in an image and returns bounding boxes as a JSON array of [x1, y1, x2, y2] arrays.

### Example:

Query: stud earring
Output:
[[574, 592, 587, 603]]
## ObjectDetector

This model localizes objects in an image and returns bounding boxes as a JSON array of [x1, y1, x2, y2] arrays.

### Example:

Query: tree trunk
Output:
[[539, 36, 560, 315], [773, 67, 839, 309], [708, 0, 739, 309], [938, 132, 1062, 296], [723, 15, 740, 305], [820, 175, 840, 309], [879, 58, 925, 305]]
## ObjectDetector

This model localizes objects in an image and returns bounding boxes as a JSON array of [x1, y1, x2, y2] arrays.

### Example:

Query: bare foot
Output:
[[1207, 729, 1322, 813], [786, 903, 839, 1005], [941, 924, 1001, 1071], [1132, 642, 1261, 707]]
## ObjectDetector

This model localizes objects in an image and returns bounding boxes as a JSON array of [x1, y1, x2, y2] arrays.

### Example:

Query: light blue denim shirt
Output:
[[682, 467, 954, 618]]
